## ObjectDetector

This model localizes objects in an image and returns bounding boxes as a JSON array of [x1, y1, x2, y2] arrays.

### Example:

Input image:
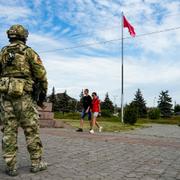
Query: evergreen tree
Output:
[[56, 90, 69, 114], [158, 90, 173, 118], [76, 89, 84, 111], [62, 90, 69, 113], [49, 86, 56, 111], [133, 89, 147, 118], [48, 90, 78, 112], [174, 104, 180, 114], [101, 92, 114, 113], [79, 89, 83, 100], [68, 99, 77, 112]]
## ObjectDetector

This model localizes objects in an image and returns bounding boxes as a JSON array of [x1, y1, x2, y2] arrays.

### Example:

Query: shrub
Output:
[[101, 109, 112, 117], [174, 104, 180, 115], [124, 103, 138, 125], [148, 108, 160, 119], [54, 112, 80, 119]]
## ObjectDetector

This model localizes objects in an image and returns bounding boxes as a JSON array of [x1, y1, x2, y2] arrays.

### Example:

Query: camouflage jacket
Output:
[[0, 40, 48, 94]]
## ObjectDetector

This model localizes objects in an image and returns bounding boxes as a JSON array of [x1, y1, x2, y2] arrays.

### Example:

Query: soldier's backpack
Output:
[[0, 43, 32, 97]]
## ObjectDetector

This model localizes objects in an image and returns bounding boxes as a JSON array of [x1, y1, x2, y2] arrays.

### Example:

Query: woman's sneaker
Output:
[[89, 129, 94, 134], [30, 161, 47, 173], [99, 126, 103, 132]]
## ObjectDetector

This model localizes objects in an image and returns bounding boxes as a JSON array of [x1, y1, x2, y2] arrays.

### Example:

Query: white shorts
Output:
[[93, 112, 99, 118]]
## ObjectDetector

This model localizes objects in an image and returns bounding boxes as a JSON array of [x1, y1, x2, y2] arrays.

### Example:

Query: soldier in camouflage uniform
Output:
[[0, 25, 48, 176]]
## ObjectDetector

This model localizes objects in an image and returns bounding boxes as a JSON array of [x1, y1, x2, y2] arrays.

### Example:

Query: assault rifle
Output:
[[32, 82, 46, 108]]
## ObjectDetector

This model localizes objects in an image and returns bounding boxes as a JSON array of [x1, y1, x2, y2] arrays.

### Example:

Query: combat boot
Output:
[[5, 166, 18, 176], [30, 161, 47, 173]]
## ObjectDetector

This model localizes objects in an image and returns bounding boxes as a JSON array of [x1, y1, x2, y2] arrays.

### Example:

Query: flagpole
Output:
[[121, 11, 124, 123]]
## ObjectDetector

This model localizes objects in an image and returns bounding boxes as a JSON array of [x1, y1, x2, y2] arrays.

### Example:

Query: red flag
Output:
[[123, 16, 136, 37]]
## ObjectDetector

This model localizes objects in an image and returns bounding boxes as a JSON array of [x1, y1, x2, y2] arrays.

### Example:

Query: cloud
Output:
[[41, 52, 180, 106], [124, 56, 180, 85], [0, 4, 31, 21], [29, 34, 62, 50]]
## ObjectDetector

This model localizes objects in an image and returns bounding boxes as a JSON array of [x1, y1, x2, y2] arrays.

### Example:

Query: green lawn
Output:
[[54, 112, 180, 132], [58, 118, 147, 132], [54, 112, 146, 132], [138, 116, 180, 125]]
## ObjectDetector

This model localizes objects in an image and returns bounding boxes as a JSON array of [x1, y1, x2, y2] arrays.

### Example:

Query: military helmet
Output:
[[7, 24, 29, 40]]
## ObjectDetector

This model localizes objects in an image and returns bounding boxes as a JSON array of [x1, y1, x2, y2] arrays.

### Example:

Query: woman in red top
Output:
[[90, 92, 102, 134]]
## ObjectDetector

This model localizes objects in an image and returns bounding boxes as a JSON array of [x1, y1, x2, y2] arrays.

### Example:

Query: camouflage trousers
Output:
[[0, 94, 43, 168]]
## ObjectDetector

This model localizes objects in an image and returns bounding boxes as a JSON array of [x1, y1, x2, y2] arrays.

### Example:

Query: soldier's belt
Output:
[[0, 77, 33, 96]]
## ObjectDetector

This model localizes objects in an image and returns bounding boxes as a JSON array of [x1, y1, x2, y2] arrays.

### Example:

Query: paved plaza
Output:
[[0, 124, 180, 180]]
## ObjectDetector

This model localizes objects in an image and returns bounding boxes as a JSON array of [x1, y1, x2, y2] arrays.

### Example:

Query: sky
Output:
[[0, 0, 180, 107]]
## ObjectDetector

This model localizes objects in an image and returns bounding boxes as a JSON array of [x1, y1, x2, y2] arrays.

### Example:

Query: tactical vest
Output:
[[0, 43, 33, 96]]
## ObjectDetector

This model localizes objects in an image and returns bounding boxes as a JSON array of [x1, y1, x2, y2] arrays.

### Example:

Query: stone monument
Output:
[[38, 102, 56, 127]]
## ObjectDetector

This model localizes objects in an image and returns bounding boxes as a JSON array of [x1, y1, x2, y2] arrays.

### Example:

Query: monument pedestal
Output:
[[38, 103, 56, 128]]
